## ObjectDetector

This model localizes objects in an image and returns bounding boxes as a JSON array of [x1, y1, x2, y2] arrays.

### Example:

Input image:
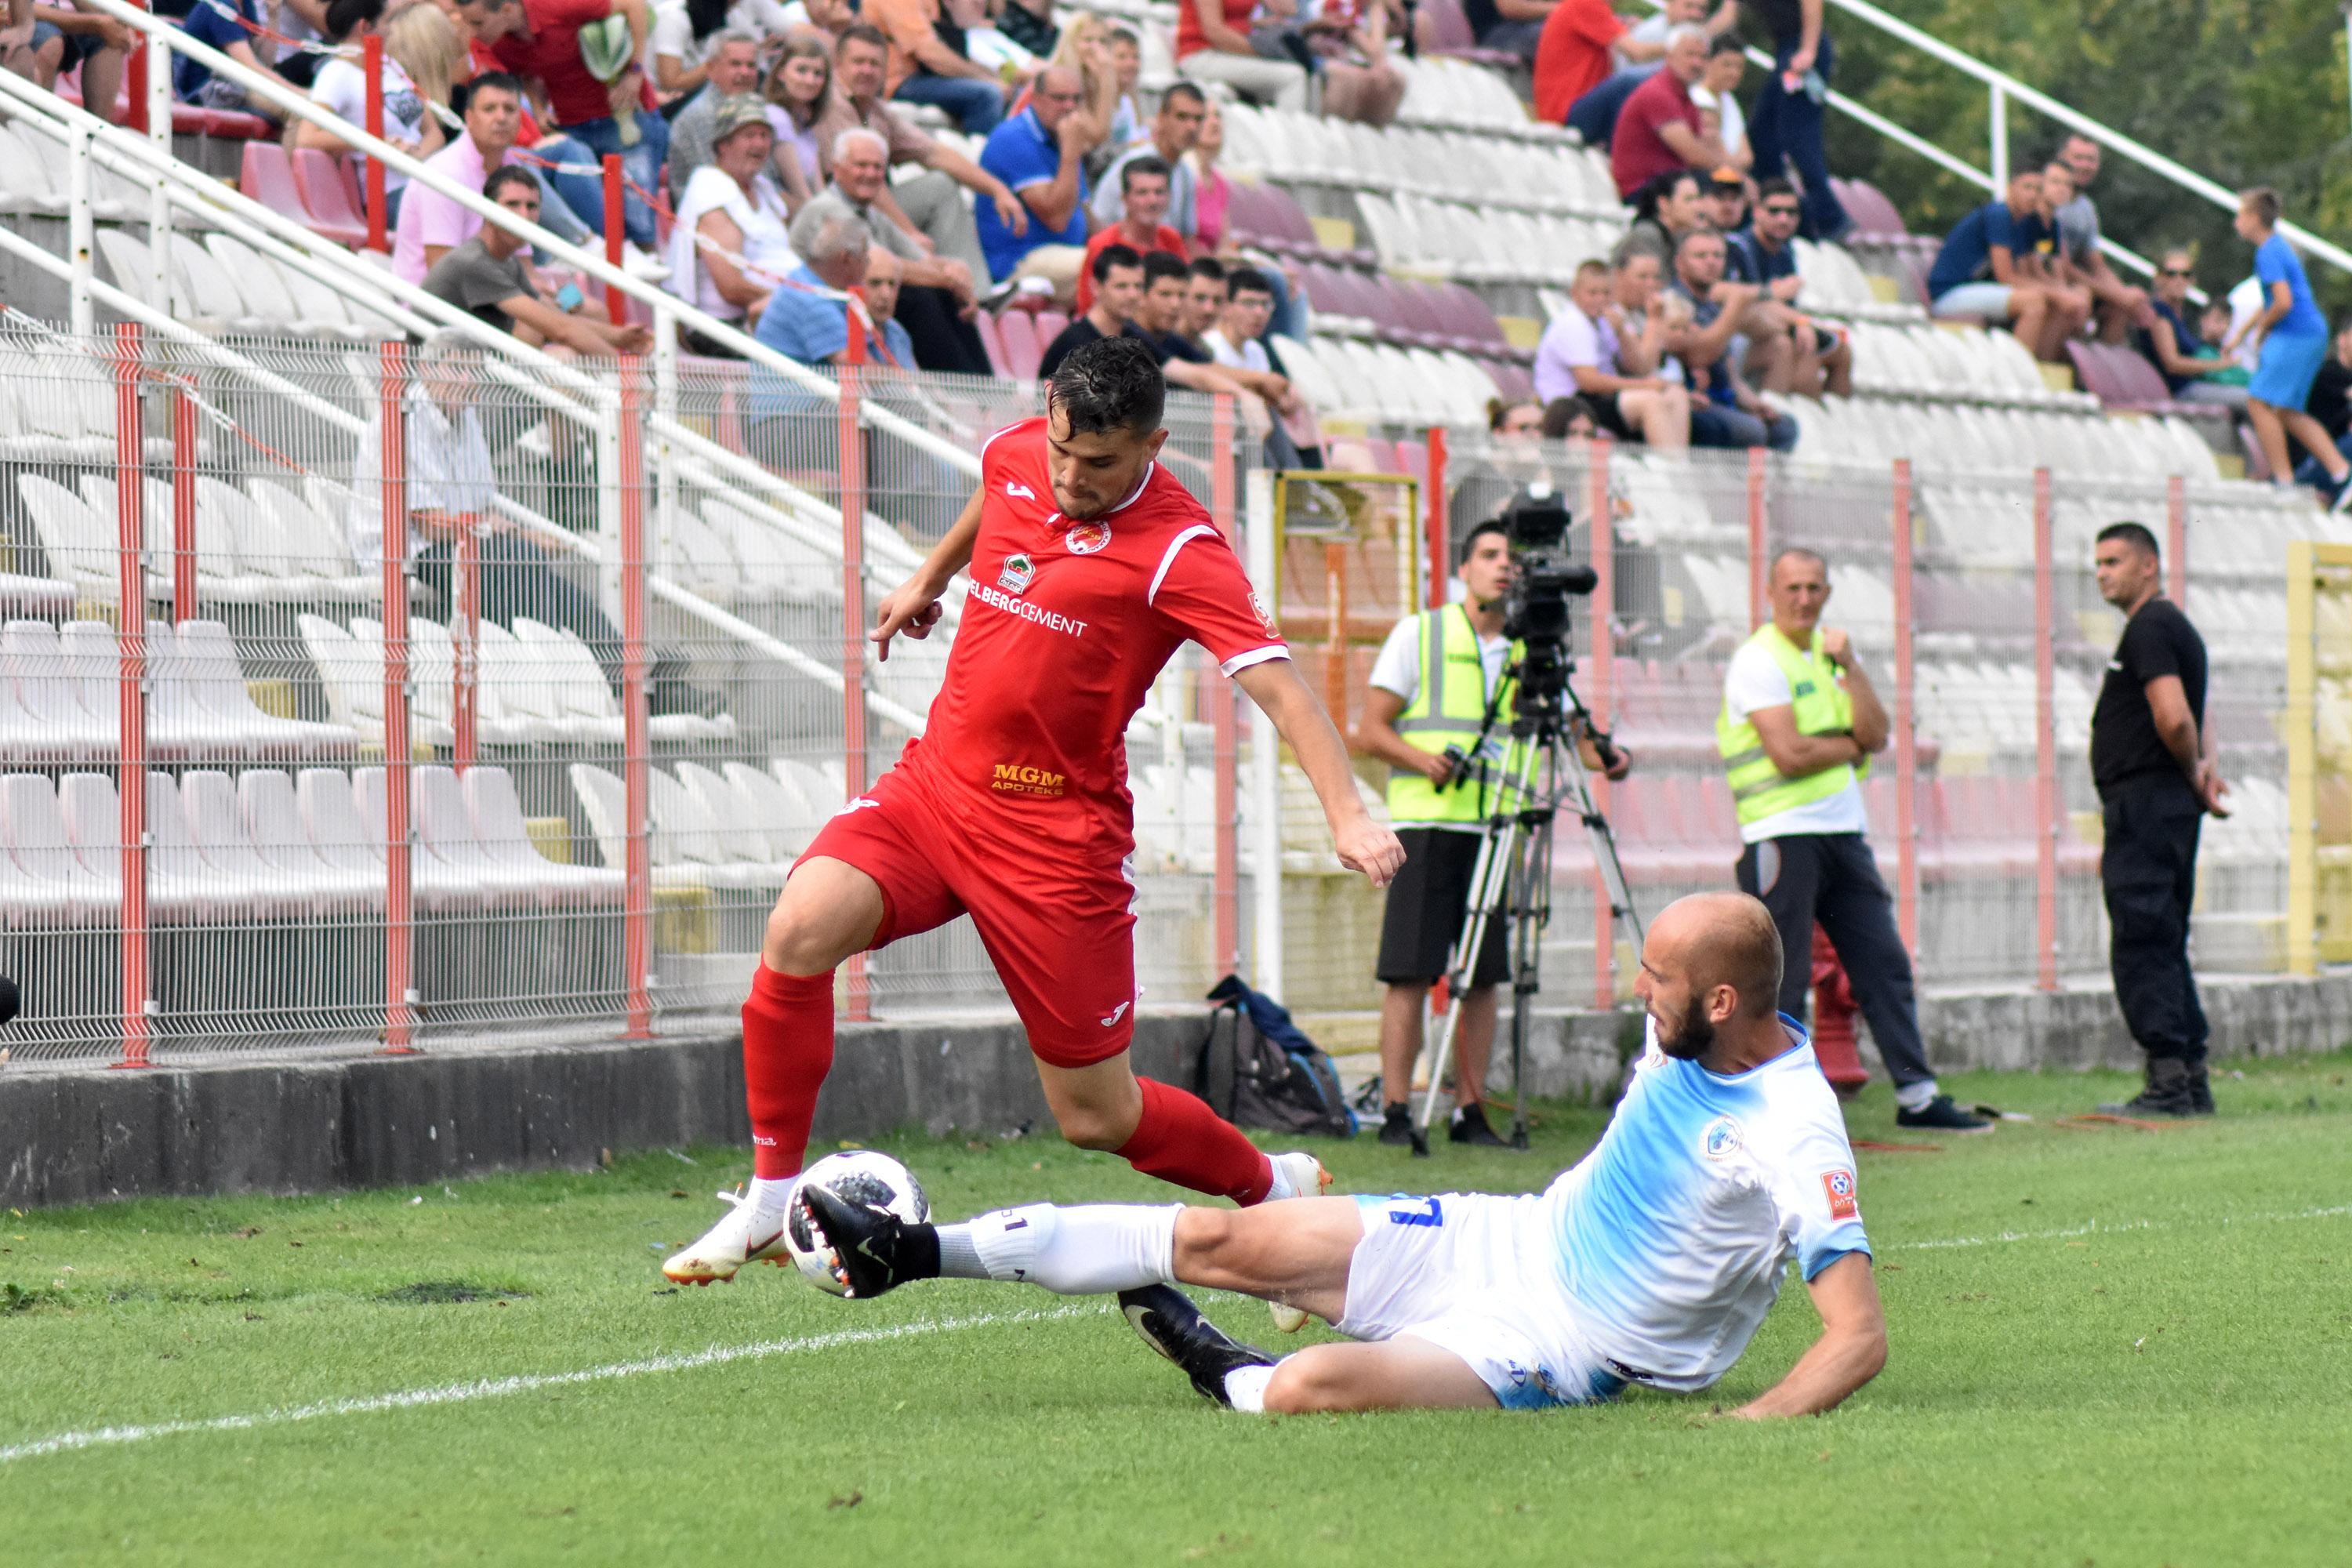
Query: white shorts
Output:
[[1338, 1192, 1627, 1410]]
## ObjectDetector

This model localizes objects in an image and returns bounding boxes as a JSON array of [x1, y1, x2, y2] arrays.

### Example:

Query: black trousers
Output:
[[2100, 775, 2209, 1064], [895, 285, 993, 377], [1736, 831, 1935, 1088]]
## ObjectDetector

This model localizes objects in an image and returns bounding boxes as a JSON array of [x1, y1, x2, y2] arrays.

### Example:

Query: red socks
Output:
[[1115, 1077, 1275, 1205], [742, 964, 835, 1179]]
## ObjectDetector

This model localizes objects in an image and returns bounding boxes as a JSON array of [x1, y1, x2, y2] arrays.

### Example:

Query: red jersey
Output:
[[894, 417, 1287, 855]]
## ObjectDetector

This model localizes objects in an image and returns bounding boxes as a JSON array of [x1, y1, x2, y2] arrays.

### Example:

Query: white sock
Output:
[[934, 1203, 1180, 1294], [1222, 1363, 1277, 1414], [1895, 1079, 1940, 1113], [746, 1175, 799, 1215]]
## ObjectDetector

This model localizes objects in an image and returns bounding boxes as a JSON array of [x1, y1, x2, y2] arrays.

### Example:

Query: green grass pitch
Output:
[[5, 1051, 2350, 1566]]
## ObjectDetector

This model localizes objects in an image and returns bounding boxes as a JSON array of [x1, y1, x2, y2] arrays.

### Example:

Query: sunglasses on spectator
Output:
[[1761, 203, 1798, 216], [2158, 266, 2193, 277]]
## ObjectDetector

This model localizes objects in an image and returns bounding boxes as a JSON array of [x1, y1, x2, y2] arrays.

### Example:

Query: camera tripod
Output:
[[1409, 662, 1645, 1155]]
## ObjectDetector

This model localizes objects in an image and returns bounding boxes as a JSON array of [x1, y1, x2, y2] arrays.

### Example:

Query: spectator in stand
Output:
[[423, 165, 656, 354], [1038, 241, 1143, 379], [1726, 177, 1851, 396], [1299, 0, 1404, 129], [1691, 34, 1749, 172], [1190, 96, 1231, 248], [1175, 0, 1308, 112], [1562, 0, 1730, 146], [760, 32, 831, 212], [2291, 318, 2352, 489], [666, 29, 763, 192], [1102, 24, 1143, 151], [1926, 165, 2082, 364], [1668, 227, 1797, 451], [1181, 255, 1226, 342], [2054, 133, 2150, 346], [1745, 0, 1847, 240], [1701, 163, 1748, 236], [2135, 249, 2247, 412], [663, 93, 799, 351], [1541, 394, 1599, 438], [1533, 256, 1690, 449], [1489, 397, 1544, 439], [649, 0, 791, 111], [2030, 159, 2100, 340], [1127, 250, 1269, 403], [295, 0, 437, 227], [856, 241, 920, 368], [751, 199, 870, 366], [1458, 0, 1555, 65], [975, 62, 1098, 294], [6, 0, 129, 122], [387, 4, 488, 178], [807, 126, 993, 374], [1531, 0, 1624, 127], [1094, 82, 1206, 239], [817, 23, 1026, 283], [455, 0, 670, 255], [866, 0, 1015, 135], [1623, 169, 1704, 266], [1203, 265, 1325, 466], [2225, 187, 2352, 505], [1077, 156, 1186, 313], [393, 70, 524, 285], [173, 0, 300, 116], [1609, 25, 1724, 201], [999, 0, 1058, 60]]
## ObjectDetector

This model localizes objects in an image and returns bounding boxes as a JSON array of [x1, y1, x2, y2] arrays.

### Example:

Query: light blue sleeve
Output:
[[1768, 1118, 1872, 1280]]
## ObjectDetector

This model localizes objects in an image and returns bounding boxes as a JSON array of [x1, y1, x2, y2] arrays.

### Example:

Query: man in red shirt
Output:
[[1076, 158, 1188, 314], [1610, 24, 1723, 198], [1533, 0, 1625, 125], [667, 336, 1405, 1287], [453, 0, 666, 252]]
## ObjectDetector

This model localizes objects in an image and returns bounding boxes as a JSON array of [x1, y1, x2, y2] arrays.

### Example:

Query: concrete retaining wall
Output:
[[6, 971, 2348, 1208]]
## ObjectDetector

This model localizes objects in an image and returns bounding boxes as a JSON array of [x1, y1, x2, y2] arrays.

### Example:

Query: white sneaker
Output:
[[1262, 1152, 1333, 1333], [662, 1186, 794, 1285]]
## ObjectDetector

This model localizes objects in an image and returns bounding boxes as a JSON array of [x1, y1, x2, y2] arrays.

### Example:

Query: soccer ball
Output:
[[783, 1150, 931, 1295]]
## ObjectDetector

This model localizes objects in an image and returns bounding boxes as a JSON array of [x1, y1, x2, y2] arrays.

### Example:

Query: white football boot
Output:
[[662, 1185, 796, 1285], [1262, 1151, 1332, 1332]]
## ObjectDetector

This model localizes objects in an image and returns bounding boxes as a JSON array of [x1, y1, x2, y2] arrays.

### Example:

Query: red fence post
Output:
[[123, 0, 148, 133], [1425, 424, 1447, 608], [111, 325, 151, 1068], [2166, 474, 2187, 608], [602, 155, 626, 327], [839, 299, 870, 1021], [379, 341, 416, 1052], [452, 523, 478, 769], [618, 356, 652, 1037], [2032, 466, 2058, 992], [1588, 438, 1614, 1007], [1892, 459, 1918, 958], [169, 377, 196, 622], [362, 32, 387, 252], [1210, 395, 1240, 975], [1746, 445, 1768, 630]]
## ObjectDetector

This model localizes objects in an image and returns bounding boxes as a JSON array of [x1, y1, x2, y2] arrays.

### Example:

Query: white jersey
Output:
[[1538, 1018, 1871, 1392]]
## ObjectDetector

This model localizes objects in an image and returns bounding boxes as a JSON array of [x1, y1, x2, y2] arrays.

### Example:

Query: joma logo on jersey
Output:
[[991, 762, 1066, 797], [1004, 481, 1036, 501]]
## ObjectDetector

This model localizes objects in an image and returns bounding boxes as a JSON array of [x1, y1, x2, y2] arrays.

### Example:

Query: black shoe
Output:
[[797, 1184, 924, 1298], [1895, 1094, 1993, 1134], [2098, 1058, 2199, 1118], [1450, 1102, 1508, 1146], [2186, 1065, 2216, 1116], [1378, 1104, 1414, 1146], [1116, 1283, 1276, 1407]]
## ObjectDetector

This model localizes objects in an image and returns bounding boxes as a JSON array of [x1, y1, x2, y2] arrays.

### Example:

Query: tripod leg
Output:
[[1412, 817, 1520, 1156]]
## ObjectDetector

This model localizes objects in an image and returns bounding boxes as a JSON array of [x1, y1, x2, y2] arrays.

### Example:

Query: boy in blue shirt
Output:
[[1925, 165, 2085, 364], [2223, 186, 2352, 506]]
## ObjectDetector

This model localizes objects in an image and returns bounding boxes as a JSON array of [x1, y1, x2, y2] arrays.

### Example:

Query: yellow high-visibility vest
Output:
[[1716, 624, 1868, 828], [1385, 606, 1517, 826]]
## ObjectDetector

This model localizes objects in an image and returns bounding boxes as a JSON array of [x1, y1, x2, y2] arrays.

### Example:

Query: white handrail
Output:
[[1820, 0, 2352, 278]]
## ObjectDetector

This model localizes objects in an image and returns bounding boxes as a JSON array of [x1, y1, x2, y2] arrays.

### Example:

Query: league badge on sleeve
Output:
[[1820, 1168, 1860, 1221], [998, 552, 1036, 594]]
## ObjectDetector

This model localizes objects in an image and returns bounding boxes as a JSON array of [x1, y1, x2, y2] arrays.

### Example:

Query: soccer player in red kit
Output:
[[666, 337, 1405, 1287]]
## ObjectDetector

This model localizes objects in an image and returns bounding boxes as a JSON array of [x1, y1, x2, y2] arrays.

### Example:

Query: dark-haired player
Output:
[[668, 338, 1405, 1287]]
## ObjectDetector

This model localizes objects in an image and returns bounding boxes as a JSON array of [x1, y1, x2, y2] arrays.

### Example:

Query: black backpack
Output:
[[1192, 975, 1357, 1138]]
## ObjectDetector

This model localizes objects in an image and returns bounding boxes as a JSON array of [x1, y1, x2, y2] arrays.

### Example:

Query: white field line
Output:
[[1897, 1203, 2352, 1252], [0, 1304, 1094, 1468]]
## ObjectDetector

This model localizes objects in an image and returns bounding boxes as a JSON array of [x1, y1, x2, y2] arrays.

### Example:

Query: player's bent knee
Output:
[[1261, 1348, 1357, 1414], [1049, 1102, 1133, 1151]]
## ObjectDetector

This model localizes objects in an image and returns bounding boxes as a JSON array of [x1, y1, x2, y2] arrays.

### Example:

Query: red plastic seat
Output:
[[239, 142, 316, 231], [997, 310, 1044, 380], [288, 147, 370, 247], [974, 310, 1012, 378]]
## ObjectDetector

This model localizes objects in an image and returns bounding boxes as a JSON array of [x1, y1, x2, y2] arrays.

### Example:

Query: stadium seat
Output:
[[287, 147, 372, 249], [996, 310, 1044, 381], [463, 764, 625, 905], [235, 768, 383, 913], [0, 773, 115, 924]]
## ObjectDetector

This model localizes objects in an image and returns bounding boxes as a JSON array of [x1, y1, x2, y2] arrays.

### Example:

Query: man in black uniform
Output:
[[2089, 523, 2229, 1116]]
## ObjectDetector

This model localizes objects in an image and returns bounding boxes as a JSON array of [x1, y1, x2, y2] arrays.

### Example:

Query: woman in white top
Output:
[[652, 0, 797, 106], [760, 32, 829, 213], [292, 0, 441, 223], [665, 94, 799, 351]]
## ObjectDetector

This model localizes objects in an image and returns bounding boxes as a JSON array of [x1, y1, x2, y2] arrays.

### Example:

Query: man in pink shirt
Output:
[[392, 73, 524, 285]]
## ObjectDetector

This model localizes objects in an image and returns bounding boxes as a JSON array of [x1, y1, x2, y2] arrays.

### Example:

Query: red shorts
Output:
[[794, 764, 1139, 1068]]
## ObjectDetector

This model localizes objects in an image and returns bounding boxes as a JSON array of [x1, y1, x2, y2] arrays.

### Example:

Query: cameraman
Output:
[[1355, 518, 1630, 1147]]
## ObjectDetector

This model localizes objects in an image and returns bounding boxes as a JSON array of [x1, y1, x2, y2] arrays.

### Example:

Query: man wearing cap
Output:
[[1719, 548, 1987, 1131]]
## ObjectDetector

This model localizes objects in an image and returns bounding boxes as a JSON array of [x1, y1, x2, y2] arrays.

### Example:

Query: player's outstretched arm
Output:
[[870, 485, 986, 662], [1233, 659, 1405, 888], [1731, 1251, 1887, 1418]]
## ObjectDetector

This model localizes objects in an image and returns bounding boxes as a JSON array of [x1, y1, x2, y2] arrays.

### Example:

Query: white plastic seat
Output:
[[237, 768, 383, 913], [354, 764, 492, 912], [463, 764, 624, 903], [174, 619, 358, 759], [648, 765, 783, 888], [677, 760, 789, 869], [569, 760, 703, 889], [1, 619, 114, 761], [723, 760, 825, 859], [412, 764, 546, 909], [0, 774, 103, 925], [18, 472, 116, 592], [294, 765, 383, 884], [179, 769, 320, 916]]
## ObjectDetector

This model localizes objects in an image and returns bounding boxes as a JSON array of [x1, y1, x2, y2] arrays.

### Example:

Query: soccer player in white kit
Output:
[[800, 891, 1889, 1417]]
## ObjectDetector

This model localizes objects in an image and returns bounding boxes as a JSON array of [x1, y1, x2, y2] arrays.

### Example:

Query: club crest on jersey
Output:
[[1249, 590, 1280, 638], [1065, 520, 1112, 555], [1821, 1168, 1859, 1221], [998, 552, 1036, 594], [1701, 1115, 1744, 1161]]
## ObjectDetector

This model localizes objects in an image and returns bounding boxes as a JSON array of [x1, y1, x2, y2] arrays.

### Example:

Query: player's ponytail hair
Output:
[[1047, 337, 1165, 439]]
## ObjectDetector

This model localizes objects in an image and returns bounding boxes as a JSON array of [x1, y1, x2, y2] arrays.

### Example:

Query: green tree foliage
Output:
[[1795, 0, 2352, 311]]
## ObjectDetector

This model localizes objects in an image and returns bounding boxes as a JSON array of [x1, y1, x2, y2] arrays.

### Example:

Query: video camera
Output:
[[1498, 485, 1596, 724]]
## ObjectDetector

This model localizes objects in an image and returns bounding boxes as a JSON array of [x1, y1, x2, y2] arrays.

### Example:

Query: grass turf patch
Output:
[[2, 1050, 2348, 1566]]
